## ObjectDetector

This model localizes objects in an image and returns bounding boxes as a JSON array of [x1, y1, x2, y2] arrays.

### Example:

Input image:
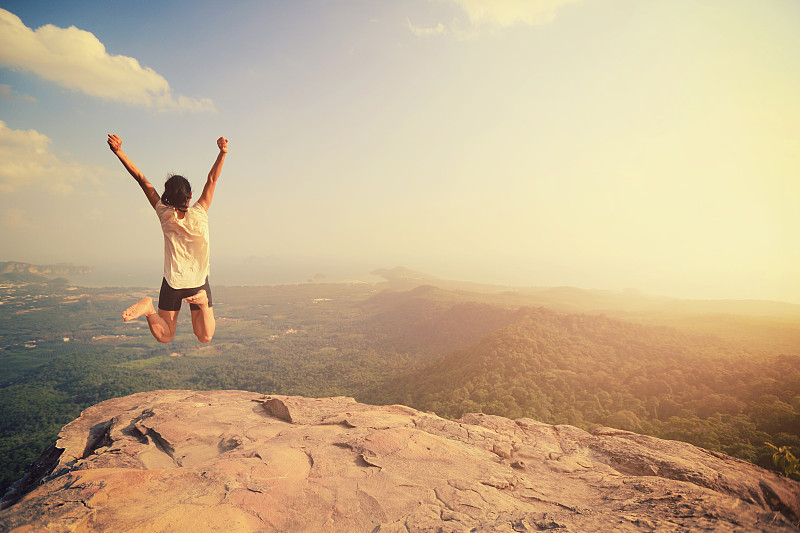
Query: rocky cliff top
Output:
[[1, 390, 798, 532]]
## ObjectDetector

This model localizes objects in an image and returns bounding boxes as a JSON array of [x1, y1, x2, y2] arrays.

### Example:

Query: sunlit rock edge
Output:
[[0, 390, 798, 532]]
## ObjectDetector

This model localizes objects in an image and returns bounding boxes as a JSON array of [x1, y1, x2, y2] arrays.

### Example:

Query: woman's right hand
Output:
[[217, 136, 228, 154]]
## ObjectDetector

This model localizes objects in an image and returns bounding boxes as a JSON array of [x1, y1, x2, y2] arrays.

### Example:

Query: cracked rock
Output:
[[1, 390, 798, 532]]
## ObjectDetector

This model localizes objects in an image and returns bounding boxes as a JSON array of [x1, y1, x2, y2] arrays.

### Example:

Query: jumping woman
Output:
[[108, 134, 228, 343]]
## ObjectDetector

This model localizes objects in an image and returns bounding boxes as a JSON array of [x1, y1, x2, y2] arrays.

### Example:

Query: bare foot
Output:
[[184, 289, 209, 308], [122, 297, 156, 322]]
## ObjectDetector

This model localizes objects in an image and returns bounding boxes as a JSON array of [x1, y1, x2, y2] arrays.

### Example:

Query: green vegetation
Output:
[[1, 279, 798, 495], [767, 442, 800, 480], [363, 303, 799, 468]]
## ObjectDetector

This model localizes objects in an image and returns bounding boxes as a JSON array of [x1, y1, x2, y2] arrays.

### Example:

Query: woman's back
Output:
[[156, 201, 210, 289]]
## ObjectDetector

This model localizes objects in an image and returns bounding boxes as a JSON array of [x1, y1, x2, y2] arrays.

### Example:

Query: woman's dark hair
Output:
[[161, 174, 191, 212]]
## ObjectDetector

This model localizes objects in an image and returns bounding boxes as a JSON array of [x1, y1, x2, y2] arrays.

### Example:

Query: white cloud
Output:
[[83, 208, 102, 222], [2, 208, 32, 229], [0, 9, 215, 112], [0, 120, 102, 194], [442, 0, 581, 27], [410, 0, 580, 37], [0, 83, 37, 102], [407, 20, 448, 38]]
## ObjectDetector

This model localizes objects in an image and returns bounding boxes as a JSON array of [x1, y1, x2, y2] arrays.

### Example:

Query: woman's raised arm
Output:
[[107, 134, 160, 209], [197, 136, 228, 212]]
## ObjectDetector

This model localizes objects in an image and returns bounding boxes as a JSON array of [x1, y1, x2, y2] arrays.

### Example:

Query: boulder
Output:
[[1, 390, 798, 532]]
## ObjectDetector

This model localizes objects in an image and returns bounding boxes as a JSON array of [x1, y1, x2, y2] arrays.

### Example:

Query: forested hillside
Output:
[[1, 279, 798, 495], [362, 305, 800, 465]]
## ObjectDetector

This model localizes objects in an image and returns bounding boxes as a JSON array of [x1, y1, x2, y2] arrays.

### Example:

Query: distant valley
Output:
[[0, 261, 93, 283], [1, 266, 798, 494]]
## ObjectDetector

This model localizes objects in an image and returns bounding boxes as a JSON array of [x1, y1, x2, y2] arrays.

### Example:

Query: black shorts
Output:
[[158, 277, 213, 311]]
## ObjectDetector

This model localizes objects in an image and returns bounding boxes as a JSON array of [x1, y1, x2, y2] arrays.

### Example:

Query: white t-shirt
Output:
[[155, 200, 210, 289]]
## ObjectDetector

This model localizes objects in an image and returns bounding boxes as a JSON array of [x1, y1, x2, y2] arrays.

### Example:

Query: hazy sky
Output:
[[1, 0, 798, 302]]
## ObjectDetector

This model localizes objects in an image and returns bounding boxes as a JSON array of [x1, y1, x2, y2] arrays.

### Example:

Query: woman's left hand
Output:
[[107, 134, 122, 153]]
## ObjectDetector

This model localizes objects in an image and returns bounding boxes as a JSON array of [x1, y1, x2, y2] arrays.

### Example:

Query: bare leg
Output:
[[148, 309, 179, 343], [122, 296, 178, 343], [186, 290, 215, 343]]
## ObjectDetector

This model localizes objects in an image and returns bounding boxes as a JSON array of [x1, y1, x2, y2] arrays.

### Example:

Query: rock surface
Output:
[[1, 390, 798, 532]]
